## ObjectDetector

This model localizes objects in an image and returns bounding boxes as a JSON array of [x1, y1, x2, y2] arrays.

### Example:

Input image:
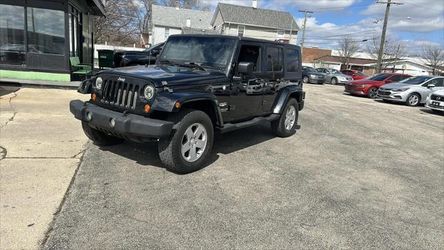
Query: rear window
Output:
[[369, 73, 391, 81], [266, 47, 283, 72], [286, 48, 299, 72]]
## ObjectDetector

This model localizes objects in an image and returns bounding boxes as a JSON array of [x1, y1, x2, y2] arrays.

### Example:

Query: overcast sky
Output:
[[203, 0, 444, 53]]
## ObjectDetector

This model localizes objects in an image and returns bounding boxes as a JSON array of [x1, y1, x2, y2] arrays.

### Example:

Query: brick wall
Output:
[[302, 47, 332, 63]]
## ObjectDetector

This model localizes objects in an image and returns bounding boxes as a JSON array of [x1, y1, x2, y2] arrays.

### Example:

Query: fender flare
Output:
[[151, 91, 224, 126], [272, 85, 305, 114]]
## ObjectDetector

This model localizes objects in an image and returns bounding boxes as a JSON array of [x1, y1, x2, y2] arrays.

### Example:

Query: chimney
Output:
[[252, 0, 258, 8], [175, 1, 179, 10], [186, 18, 191, 28]]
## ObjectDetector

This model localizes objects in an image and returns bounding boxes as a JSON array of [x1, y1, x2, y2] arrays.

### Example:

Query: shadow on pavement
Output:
[[419, 108, 444, 116], [0, 83, 20, 96], [98, 123, 276, 172]]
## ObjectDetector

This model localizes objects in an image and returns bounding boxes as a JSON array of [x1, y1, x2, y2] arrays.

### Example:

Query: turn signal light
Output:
[[175, 101, 181, 109], [144, 104, 151, 113], [91, 93, 97, 101]]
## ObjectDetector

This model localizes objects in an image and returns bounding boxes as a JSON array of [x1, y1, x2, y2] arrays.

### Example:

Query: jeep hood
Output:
[[100, 65, 227, 87]]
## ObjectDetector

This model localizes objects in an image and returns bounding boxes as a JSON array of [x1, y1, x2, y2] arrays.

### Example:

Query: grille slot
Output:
[[431, 95, 442, 101], [100, 80, 139, 109]]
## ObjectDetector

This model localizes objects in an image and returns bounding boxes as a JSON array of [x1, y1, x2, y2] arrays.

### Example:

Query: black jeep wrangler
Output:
[[70, 35, 305, 174]]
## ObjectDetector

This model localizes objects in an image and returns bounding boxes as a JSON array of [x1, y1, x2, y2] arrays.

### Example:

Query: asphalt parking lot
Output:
[[43, 84, 443, 249]]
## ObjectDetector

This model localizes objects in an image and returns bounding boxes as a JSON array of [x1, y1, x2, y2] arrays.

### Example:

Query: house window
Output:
[[238, 25, 245, 37], [277, 30, 285, 36], [165, 28, 169, 39], [266, 46, 283, 72], [28, 7, 65, 55], [0, 4, 26, 65]]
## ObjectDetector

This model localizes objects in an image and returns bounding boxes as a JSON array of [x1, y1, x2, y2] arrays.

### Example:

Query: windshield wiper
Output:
[[159, 60, 206, 71], [178, 62, 207, 71]]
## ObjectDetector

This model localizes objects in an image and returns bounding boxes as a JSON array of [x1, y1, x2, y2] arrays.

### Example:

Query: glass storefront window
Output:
[[0, 4, 26, 65], [27, 7, 65, 55]]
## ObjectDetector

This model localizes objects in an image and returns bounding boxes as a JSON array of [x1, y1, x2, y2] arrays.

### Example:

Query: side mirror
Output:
[[427, 84, 435, 88], [238, 62, 253, 75], [150, 49, 160, 57]]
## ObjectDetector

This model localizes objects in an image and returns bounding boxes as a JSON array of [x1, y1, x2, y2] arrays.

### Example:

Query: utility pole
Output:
[[375, 0, 403, 73], [299, 10, 313, 57]]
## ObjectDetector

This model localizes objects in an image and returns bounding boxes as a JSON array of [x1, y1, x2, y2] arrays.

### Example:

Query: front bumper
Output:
[[425, 99, 444, 111], [377, 89, 407, 102], [344, 85, 366, 96], [309, 78, 325, 84], [70, 100, 174, 138]]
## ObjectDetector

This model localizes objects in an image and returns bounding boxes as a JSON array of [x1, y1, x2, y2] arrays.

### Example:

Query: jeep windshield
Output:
[[159, 36, 237, 71]]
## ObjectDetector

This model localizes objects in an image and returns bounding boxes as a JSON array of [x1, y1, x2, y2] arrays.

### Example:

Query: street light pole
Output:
[[376, 0, 403, 73]]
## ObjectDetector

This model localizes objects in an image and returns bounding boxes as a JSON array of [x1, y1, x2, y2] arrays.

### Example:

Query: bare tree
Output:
[[159, 0, 210, 10], [422, 44, 444, 75], [337, 37, 360, 69], [367, 36, 407, 72]]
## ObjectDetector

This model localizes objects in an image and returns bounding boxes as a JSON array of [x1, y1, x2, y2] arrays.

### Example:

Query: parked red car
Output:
[[344, 73, 411, 98], [341, 69, 368, 80]]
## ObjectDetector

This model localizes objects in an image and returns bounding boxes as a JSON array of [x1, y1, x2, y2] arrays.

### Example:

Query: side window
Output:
[[286, 48, 299, 72], [430, 78, 444, 87], [266, 47, 283, 72], [390, 75, 403, 82], [237, 44, 261, 72]]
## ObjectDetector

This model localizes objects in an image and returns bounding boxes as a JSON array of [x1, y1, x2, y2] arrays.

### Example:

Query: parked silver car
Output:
[[316, 68, 353, 85], [425, 89, 444, 113], [377, 76, 444, 106]]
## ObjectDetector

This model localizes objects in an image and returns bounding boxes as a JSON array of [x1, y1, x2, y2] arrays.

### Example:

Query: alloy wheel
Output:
[[284, 106, 296, 130], [181, 123, 208, 162], [368, 88, 378, 99], [408, 95, 419, 106]]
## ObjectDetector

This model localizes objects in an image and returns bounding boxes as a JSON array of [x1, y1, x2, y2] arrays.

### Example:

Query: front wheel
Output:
[[271, 99, 299, 137], [302, 76, 309, 84], [81, 122, 124, 146], [406, 93, 420, 106], [331, 77, 338, 85], [158, 110, 214, 174], [368, 87, 378, 99]]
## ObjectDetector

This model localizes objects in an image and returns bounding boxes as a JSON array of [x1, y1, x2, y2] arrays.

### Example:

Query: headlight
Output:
[[143, 85, 155, 100], [310, 74, 317, 78], [95, 77, 103, 89], [392, 88, 408, 92]]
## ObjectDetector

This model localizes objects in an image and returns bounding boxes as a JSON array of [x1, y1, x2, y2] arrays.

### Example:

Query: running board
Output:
[[219, 114, 280, 133]]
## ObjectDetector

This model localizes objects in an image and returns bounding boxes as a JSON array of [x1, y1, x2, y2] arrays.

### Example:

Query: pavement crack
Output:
[[0, 146, 7, 160], [0, 92, 18, 129], [71, 149, 86, 159]]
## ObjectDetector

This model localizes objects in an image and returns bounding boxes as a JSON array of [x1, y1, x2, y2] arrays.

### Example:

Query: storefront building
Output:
[[0, 0, 104, 82]]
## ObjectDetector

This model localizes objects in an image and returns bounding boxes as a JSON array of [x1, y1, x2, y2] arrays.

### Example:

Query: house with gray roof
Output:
[[149, 5, 214, 45], [211, 2, 299, 44]]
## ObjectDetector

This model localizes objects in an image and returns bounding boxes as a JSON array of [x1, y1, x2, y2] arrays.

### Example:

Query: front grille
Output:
[[431, 94, 443, 101], [100, 80, 140, 110], [378, 90, 391, 96]]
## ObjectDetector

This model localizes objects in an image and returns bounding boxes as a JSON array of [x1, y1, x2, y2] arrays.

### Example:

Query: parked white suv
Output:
[[425, 89, 444, 113], [377, 76, 444, 106]]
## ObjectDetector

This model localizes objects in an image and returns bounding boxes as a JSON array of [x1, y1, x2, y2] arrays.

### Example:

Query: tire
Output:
[[406, 93, 420, 106], [271, 98, 299, 137], [368, 87, 378, 99], [331, 77, 338, 85], [81, 122, 124, 146], [158, 109, 214, 174], [302, 76, 309, 84]]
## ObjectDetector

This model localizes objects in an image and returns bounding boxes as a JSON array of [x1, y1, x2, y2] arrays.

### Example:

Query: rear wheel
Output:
[[272, 99, 299, 137], [158, 110, 214, 174], [81, 122, 124, 146], [331, 77, 338, 85], [406, 93, 420, 106], [368, 87, 378, 99]]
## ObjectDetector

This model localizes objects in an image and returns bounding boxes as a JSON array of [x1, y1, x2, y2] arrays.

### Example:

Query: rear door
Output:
[[262, 44, 284, 113]]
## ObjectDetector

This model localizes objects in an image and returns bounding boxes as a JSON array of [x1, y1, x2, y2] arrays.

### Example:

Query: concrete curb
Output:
[[0, 78, 81, 90]]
